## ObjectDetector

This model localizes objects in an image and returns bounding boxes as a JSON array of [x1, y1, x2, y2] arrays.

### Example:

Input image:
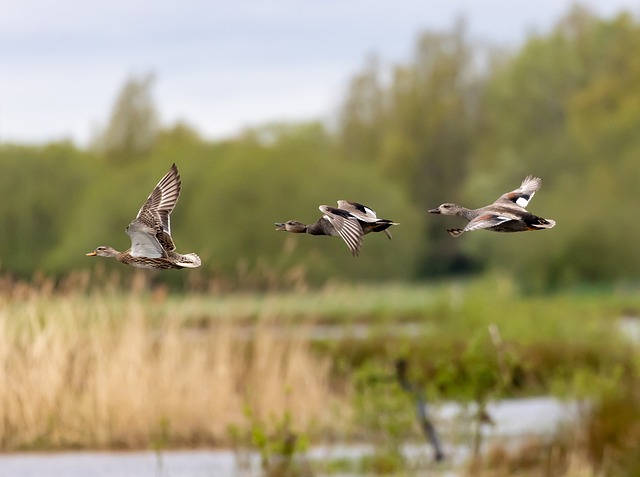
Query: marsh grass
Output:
[[0, 270, 639, 462], [0, 286, 336, 450]]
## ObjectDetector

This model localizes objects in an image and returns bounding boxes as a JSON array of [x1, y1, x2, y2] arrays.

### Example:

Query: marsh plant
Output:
[[229, 405, 312, 477], [351, 362, 418, 474]]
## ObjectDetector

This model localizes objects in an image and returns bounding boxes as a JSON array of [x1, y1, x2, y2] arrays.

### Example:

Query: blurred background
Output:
[[1, 0, 638, 290], [3, 2, 640, 476]]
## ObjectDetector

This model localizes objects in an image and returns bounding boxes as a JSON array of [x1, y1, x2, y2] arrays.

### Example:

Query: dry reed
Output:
[[0, 286, 340, 450]]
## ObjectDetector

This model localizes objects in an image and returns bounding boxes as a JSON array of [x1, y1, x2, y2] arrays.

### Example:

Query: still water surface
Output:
[[0, 396, 580, 477], [0, 449, 234, 477]]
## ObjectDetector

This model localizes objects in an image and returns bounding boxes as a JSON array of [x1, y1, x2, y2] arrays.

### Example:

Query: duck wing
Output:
[[126, 220, 166, 258], [337, 200, 395, 239], [128, 164, 181, 256], [319, 205, 364, 256], [463, 212, 517, 233], [336, 200, 379, 222], [496, 175, 542, 209]]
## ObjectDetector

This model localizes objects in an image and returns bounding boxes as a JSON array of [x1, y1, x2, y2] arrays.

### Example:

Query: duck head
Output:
[[274, 221, 307, 233], [428, 203, 464, 216], [86, 245, 119, 258]]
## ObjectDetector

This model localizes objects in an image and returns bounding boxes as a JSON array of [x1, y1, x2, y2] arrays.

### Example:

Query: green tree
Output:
[[469, 6, 640, 288], [338, 21, 485, 276], [560, 12, 640, 284], [49, 121, 422, 286], [93, 74, 160, 162], [337, 57, 386, 163], [179, 122, 424, 285], [0, 142, 90, 276]]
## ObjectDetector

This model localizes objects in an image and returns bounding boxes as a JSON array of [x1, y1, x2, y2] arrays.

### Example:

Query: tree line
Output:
[[2, 5, 639, 289]]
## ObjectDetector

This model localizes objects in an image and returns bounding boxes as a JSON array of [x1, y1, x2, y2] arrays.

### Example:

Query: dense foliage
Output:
[[3, 6, 640, 288]]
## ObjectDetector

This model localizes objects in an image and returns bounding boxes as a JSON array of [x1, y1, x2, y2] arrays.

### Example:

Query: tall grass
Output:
[[1, 270, 639, 466], [0, 284, 337, 450]]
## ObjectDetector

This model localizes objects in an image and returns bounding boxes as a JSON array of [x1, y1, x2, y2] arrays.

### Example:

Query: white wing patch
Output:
[[336, 200, 379, 222], [498, 176, 541, 209], [362, 205, 377, 218]]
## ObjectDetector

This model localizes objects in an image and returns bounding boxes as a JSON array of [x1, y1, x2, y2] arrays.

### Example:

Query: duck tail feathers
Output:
[[177, 253, 202, 268], [533, 218, 556, 229]]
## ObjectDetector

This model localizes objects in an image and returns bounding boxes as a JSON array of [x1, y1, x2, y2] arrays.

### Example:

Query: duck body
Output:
[[429, 176, 555, 238], [304, 217, 340, 236], [86, 164, 201, 269], [275, 200, 398, 256], [87, 245, 194, 270]]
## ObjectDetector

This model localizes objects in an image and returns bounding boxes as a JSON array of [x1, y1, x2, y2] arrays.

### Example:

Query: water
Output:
[[0, 450, 234, 477], [438, 396, 583, 438], [0, 396, 580, 477]]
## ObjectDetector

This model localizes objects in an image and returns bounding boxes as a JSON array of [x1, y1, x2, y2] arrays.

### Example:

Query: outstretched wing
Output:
[[319, 205, 364, 256], [135, 163, 181, 237], [128, 164, 181, 255], [497, 175, 542, 209]]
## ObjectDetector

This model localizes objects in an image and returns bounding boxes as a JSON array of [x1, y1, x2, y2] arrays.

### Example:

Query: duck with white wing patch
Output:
[[275, 200, 398, 256], [429, 175, 555, 238]]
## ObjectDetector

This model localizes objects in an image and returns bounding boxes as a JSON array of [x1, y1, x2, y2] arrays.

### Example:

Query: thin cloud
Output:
[[0, 0, 637, 144]]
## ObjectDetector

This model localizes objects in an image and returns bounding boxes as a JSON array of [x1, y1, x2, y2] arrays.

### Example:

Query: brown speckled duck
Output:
[[86, 164, 201, 269], [429, 175, 555, 237], [275, 200, 398, 256]]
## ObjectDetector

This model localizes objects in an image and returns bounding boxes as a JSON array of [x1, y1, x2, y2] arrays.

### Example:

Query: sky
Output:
[[1, 0, 638, 146]]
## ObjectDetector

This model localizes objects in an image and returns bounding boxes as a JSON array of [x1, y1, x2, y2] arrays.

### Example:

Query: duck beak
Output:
[[274, 223, 286, 231], [428, 208, 441, 214], [86, 251, 97, 256]]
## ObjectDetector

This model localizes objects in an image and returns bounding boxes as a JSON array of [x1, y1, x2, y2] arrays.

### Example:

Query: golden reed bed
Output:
[[0, 277, 338, 450]]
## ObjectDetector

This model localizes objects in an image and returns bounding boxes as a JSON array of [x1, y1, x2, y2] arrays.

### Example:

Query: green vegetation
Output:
[[230, 406, 312, 477]]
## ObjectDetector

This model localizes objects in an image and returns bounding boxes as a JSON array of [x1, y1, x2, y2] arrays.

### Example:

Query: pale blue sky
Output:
[[0, 0, 637, 145]]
